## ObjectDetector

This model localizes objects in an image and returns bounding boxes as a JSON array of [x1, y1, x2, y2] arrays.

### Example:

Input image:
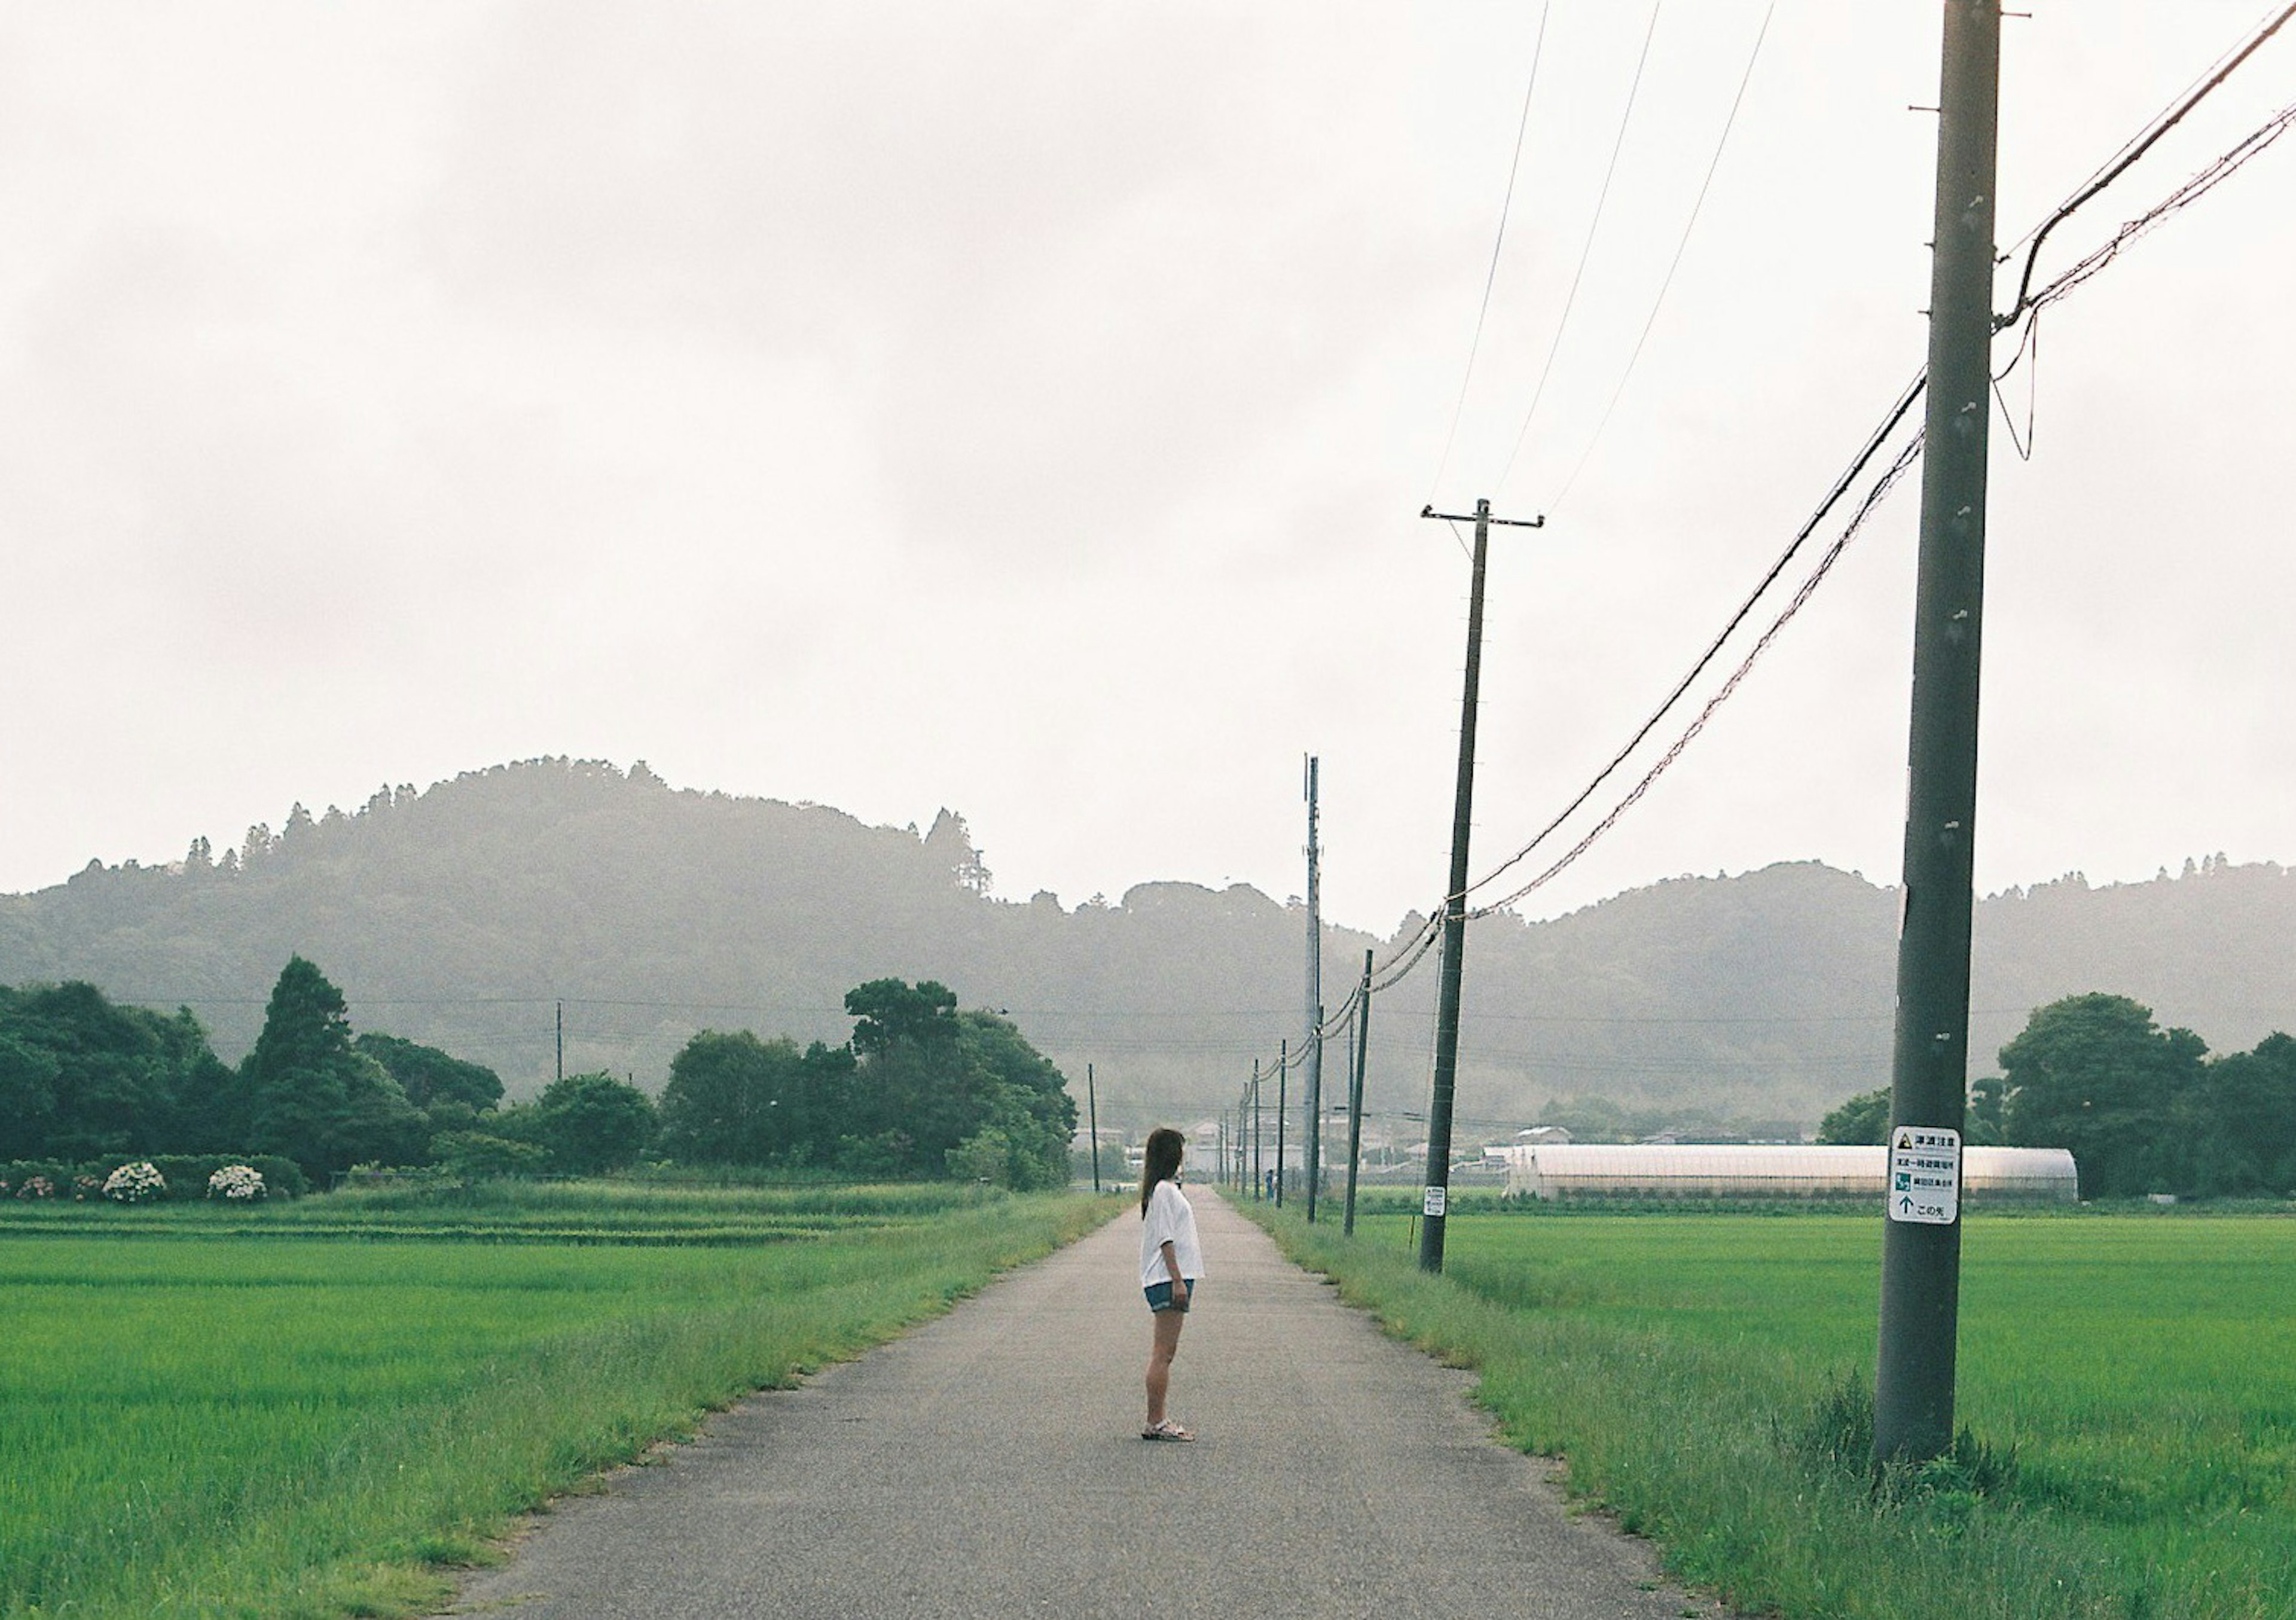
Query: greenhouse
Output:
[[1501, 1143, 2078, 1203]]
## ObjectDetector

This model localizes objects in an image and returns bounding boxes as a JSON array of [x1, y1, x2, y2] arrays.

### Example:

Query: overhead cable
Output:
[[1470, 430, 1928, 918], [1494, 1, 1666, 496], [1427, 1, 1553, 503], [1999, 0, 2296, 330], [1547, 1, 1775, 513], [1463, 371, 1928, 905], [2014, 91, 2296, 326]]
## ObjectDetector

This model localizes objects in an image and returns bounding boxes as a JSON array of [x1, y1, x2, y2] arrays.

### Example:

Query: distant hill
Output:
[[2, 758, 2290, 1137]]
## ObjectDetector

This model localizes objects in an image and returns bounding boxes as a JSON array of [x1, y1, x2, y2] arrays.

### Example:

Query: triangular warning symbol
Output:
[[1895, 1131, 1912, 1151]]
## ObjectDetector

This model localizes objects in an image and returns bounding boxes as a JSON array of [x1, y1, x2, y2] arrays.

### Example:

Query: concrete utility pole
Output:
[[1875, 0, 2001, 1469], [1304, 756, 1324, 1221], [1345, 949, 1373, 1237], [1086, 1061, 1101, 1194], [1275, 1038, 1289, 1207], [1416, 498, 1542, 1271]]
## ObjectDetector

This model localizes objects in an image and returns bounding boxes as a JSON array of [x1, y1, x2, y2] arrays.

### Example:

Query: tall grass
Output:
[[0, 1177, 1000, 1245], [0, 1187, 1109, 1619], [1250, 1206, 2296, 1620]]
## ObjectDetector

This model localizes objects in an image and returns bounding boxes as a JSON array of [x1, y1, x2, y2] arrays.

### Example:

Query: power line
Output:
[[1427, 2, 1553, 503], [2013, 91, 2296, 328], [1471, 430, 1927, 917], [1495, 1, 1666, 498], [1547, 1, 1776, 514], [1210, 70, 2295, 1026], [1998, 0, 2296, 330], [1464, 372, 1929, 907], [1443, 5, 2296, 950]]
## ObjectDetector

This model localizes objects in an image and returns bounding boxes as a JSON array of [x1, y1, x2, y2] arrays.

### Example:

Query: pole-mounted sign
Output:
[[1888, 1127, 1961, 1226]]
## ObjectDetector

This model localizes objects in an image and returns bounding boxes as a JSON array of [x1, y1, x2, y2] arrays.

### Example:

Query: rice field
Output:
[[0, 1182, 1110, 1620], [1254, 1204, 2296, 1620]]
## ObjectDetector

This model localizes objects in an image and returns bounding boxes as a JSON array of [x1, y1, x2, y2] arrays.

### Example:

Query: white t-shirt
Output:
[[1139, 1179, 1205, 1286]]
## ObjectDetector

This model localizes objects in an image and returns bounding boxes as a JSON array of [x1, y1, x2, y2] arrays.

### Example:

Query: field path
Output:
[[442, 1189, 1717, 1619]]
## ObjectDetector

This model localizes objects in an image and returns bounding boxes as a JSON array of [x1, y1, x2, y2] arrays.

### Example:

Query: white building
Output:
[[1501, 1143, 2078, 1203]]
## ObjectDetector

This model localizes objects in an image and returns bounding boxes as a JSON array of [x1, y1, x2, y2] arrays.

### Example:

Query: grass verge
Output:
[[1243, 1203, 2295, 1620], [0, 1185, 1113, 1619]]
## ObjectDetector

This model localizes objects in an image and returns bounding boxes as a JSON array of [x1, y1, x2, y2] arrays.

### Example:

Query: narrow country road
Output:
[[442, 1189, 1719, 1619]]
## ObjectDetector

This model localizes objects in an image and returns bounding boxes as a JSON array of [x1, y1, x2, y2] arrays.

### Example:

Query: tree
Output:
[[1815, 1087, 1891, 1145], [842, 980, 973, 1171], [951, 1010, 1074, 1189], [430, 1129, 551, 1179], [1999, 993, 2205, 1197], [1965, 1073, 2008, 1146], [657, 1030, 808, 1166], [354, 1033, 505, 1114], [2179, 1032, 2296, 1197], [648, 983, 1077, 1182], [845, 978, 961, 1057], [0, 981, 228, 1159], [0, 1030, 60, 1159], [946, 1125, 1015, 1185], [923, 808, 993, 896], [1818, 1076, 2007, 1149], [242, 957, 426, 1179], [532, 1071, 656, 1174]]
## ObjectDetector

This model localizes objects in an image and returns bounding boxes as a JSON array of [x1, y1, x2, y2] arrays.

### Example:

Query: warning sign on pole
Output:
[[1422, 1185, 1446, 1218], [1888, 1127, 1961, 1225]]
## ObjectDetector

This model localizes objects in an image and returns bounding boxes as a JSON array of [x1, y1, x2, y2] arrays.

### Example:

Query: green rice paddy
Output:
[[1256, 1204, 2296, 1620], [0, 1182, 1108, 1619]]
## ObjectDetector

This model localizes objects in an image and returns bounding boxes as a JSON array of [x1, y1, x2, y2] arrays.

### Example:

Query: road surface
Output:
[[442, 1188, 1717, 1619]]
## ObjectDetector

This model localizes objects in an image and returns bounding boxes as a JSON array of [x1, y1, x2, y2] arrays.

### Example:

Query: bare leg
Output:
[[1145, 1307, 1187, 1427]]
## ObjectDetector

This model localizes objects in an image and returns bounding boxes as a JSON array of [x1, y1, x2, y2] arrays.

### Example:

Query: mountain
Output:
[[2, 758, 2290, 1136]]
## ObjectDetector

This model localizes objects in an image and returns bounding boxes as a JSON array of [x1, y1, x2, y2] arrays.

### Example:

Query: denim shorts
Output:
[[1144, 1279, 1199, 1314]]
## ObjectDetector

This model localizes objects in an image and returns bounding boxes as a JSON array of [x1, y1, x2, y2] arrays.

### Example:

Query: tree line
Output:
[[1816, 991, 2296, 1198], [0, 961, 1076, 1191]]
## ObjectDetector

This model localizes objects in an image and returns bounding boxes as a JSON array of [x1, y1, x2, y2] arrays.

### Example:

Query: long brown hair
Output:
[[1138, 1127, 1185, 1216]]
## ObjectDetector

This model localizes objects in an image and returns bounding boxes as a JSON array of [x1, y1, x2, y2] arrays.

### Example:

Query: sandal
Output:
[[1140, 1420, 1195, 1442]]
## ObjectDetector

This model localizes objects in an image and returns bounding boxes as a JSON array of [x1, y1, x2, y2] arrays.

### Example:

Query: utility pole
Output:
[[1875, 0, 2001, 1469], [1251, 1060, 1263, 1200], [555, 1000, 564, 1084], [1416, 498, 1542, 1271], [1275, 1038, 1289, 1208], [1304, 755, 1324, 1222], [1345, 949, 1373, 1237], [1086, 1061, 1101, 1194]]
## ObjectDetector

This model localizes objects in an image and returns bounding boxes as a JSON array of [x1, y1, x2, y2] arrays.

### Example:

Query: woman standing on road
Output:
[[1138, 1126, 1203, 1441]]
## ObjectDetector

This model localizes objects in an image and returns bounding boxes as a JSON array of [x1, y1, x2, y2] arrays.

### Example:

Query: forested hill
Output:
[[2, 757, 2291, 1134]]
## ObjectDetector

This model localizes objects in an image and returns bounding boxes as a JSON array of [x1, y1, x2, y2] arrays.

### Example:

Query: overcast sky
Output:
[[3, 1, 2290, 933]]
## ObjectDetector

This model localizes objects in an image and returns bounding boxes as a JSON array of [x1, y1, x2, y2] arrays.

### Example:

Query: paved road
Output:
[[443, 1189, 1714, 1619]]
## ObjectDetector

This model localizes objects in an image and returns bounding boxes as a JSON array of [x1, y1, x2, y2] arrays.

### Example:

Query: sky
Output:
[[2, 1, 2291, 936]]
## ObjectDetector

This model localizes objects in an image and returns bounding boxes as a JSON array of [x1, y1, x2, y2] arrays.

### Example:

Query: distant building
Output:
[[1502, 1143, 2078, 1203]]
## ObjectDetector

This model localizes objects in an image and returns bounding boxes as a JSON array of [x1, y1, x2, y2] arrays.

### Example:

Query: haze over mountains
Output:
[[2, 758, 2289, 1137]]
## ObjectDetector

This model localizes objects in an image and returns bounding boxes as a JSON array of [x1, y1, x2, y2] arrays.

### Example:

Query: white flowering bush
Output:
[[207, 1164, 267, 1202], [102, 1161, 167, 1203]]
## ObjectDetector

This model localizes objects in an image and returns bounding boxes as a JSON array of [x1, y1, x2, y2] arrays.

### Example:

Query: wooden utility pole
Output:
[[1275, 1038, 1288, 1207], [1416, 499, 1541, 1271], [1086, 1061, 1101, 1193], [555, 1000, 564, 1084], [1875, 0, 2001, 1468], [1344, 949, 1373, 1237], [1251, 1061, 1263, 1199]]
